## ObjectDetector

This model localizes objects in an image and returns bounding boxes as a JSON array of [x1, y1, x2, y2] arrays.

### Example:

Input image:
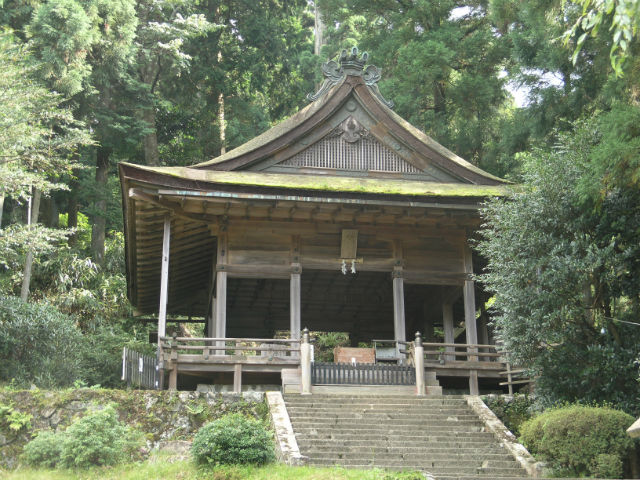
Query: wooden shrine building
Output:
[[119, 48, 510, 393]]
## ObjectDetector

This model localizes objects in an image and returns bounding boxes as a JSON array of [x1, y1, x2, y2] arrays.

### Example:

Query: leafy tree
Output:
[[564, 0, 640, 75], [318, 0, 510, 173], [0, 32, 92, 300], [477, 111, 640, 413]]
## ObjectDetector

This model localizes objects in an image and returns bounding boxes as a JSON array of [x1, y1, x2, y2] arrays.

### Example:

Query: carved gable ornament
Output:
[[307, 46, 394, 108]]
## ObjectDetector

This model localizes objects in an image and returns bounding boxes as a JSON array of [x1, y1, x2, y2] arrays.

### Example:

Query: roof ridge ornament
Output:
[[306, 46, 394, 108]]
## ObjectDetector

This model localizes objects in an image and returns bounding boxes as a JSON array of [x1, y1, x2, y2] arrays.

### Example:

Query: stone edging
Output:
[[266, 392, 307, 466], [464, 395, 545, 478]]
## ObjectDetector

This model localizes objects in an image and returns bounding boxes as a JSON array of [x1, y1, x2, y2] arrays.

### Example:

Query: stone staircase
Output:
[[284, 393, 530, 479]]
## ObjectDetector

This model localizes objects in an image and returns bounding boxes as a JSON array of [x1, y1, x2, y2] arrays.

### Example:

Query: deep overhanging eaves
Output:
[[121, 163, 510, 200]]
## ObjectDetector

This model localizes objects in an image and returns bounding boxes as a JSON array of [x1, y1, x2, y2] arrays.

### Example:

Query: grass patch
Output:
[[1, 457, 419, 480]]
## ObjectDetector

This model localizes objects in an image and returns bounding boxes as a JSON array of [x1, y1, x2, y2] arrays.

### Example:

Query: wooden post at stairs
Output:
[[463, 243, 479, 395], [301, 328, 312, 395], [158, 215, 171, 389], [168, 333, 178, 391], [414, 332, 425, 396]]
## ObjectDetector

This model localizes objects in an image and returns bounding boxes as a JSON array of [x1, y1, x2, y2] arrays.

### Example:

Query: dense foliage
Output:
[[0, 295, 151, 388], [519, 405, 637, 478], [21, 406, 144, 468], [191, 413, 275, 466], [481, 394, 537, 436], [477, 109, 640, 413]]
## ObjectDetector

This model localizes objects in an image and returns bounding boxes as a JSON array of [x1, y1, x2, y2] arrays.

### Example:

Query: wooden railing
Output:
[[158, 336, 301, 360], [158, 336, 302, 391]]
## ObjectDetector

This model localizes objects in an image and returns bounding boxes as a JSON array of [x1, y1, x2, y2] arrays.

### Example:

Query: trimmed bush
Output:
[[21, 406, 143, 469], [519, 405, 636, 478], [191, 413, 274, 466]]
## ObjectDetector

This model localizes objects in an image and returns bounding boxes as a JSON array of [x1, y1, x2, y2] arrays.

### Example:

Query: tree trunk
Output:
[[217, 49, 226, 155], [314, 3, 325, 56], [218, 92, 226, 155], [67, 187, 78, 247], [142, 106, 160, 166], [434, 80, 446, 116], [91, 147, 110, 265], [20, 188, 42, 301], [0, 195, 4, 228]]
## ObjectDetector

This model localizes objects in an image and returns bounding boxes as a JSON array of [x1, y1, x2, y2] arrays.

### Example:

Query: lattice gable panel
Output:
[[278, 134, 422, 173]]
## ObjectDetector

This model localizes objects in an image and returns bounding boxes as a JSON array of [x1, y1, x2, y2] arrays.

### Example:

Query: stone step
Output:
[[298, 444, 510, 454], [306, 459, 526, 476], [294, 429, 495, 439], [307, 456, 521, 470], [297, 439, 505, 450], [291, 422, 486, 431], [303, 450, 519, 462], [284, 393, 529, 479], [286, 405, 472, 412], [288, 413, 482, 422], [284, 394, 466, 402]]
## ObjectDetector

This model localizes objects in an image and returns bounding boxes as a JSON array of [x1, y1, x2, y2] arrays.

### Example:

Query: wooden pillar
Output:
[[392, 267, 406, 361], [290, 270, 301, 340], [157, 216, 171, 389], [443, 301, 455, 361], [215, 233, 228, 340], [463, 243, 479, 395], [207, 298, 216, 338]]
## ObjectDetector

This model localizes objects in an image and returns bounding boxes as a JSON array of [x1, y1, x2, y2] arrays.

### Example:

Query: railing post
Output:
[[300, 328, 312, 395], [506, 355, 514, 395], [168, 333, 178, 391], [414, 332, 426, 396]]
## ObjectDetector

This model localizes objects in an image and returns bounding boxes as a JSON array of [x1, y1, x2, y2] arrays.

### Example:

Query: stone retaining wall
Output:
[[0, 388, 267, 469]]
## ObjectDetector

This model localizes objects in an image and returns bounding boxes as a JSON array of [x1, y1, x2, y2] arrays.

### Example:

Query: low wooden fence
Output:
[[121, 347, 159, 389], [312, 362, 415, 385]]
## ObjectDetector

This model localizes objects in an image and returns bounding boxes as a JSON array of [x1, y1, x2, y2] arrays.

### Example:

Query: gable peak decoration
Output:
[[307, 46, 394, 108]]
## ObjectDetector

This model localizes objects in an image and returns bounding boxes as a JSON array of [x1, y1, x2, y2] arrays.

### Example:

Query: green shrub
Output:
[[482, 394, 535, 436], [21, 431, 62, 468], [191, 413, 274, 466], [519, 405, 636, 478], [60, 406, 143, 468], [0, 296, 83, 388], [21, 406, 143, 469]]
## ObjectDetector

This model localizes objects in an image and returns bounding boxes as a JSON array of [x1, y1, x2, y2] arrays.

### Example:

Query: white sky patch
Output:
[[501, 69, 566, 108]]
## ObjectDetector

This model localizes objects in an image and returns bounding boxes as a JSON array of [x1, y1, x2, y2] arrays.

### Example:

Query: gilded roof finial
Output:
[[307, 47, 394, 108]]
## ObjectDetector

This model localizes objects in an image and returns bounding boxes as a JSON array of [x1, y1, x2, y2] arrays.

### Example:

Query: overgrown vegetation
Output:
[[477, 112, 640, 414], [22, 406, 144, 469], [519, 405, 637, 478], [482, 394, 536, 436], [191, 413, 275, 466]]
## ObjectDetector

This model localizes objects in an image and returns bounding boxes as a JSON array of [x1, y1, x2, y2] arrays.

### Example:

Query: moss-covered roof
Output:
[[125, 163, 508, 198]]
